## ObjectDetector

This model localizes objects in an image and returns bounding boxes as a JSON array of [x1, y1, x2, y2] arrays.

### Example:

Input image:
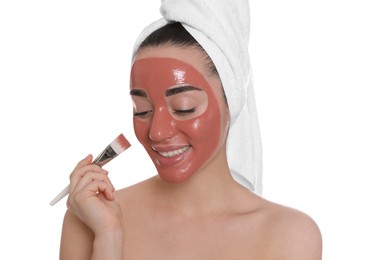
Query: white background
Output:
[[1, 0, 367, 259]]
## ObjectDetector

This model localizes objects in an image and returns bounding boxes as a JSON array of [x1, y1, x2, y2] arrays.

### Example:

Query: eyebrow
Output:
[[165, 85, 202, 97], [130, 89, 147, 97]]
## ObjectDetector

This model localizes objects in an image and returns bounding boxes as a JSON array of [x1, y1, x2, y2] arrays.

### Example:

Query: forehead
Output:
[[130, 57, 210, 92], [133, 46, 209, 76], [130, 46, 224, 103]]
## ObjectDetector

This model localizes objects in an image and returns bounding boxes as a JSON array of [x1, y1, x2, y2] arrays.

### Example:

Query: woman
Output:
[[60, 1, 322, 259]]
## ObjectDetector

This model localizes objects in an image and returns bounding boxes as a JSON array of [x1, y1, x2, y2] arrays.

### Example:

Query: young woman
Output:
[[60, 2, 322, 259]]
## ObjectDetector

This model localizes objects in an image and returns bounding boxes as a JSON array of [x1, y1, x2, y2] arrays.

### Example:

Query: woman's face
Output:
[[130, 46, 229, 183]]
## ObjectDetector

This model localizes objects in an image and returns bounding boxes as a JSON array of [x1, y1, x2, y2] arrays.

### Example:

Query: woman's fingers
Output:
[[70, 180, 116, 208], [68, 156, 115, 207], [69, 155, 109, 192], [73, 172, 115, 195], [91, 181, 116, 201]]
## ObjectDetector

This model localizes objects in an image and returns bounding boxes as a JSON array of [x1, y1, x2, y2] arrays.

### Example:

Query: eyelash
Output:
[[133, 108, 196, 118], [133, 110, 153, 118], [173, 108, 196, 115]]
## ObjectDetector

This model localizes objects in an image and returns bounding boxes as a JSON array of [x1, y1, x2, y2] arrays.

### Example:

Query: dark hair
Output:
[[138, 22, 218, 77]]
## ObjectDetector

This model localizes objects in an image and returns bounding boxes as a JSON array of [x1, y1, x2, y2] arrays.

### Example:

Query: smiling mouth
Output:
[[154, 145, 190, 158]]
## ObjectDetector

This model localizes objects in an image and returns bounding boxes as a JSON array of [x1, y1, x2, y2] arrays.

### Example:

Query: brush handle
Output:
[[49, 155, 105, 206], [50, 133, 130, 206], [49, 153, 116, 206], [49, 155, 108, 206], [49, 148, 113, 206], [50, 184, 70, 206]]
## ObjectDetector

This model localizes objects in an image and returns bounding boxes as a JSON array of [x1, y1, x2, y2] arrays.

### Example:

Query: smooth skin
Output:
[[60, 46, 322, 260]]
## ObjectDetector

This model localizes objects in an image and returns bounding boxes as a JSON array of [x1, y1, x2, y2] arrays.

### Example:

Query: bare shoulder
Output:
[[115, 176, 156, 201], [259, 198, 323, 260], [115, 176, 160, 212]]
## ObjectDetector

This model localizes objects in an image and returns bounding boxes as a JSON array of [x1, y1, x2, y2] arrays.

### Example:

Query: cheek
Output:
[[133, 119, 150, 143], [176, 104, 221, 144]]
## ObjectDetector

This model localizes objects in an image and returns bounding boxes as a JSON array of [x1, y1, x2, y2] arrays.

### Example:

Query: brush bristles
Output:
[[110, 133, 131, 155]]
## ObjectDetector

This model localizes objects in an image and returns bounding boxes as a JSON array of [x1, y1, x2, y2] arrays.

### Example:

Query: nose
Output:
[[149, 107, 176, 141]]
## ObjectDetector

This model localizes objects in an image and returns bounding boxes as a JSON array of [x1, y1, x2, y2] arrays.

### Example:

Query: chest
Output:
[[122, 214, 265, 260]]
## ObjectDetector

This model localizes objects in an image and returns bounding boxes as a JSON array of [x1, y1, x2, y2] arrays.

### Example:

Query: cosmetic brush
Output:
[[50, 133, 131, 206]]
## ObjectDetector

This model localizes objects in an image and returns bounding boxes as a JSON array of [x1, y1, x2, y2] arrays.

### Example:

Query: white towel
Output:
[[132, 0, 262, 194]]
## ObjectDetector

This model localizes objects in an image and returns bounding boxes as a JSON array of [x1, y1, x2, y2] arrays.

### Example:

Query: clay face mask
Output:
[[130, 57, 222, 183]]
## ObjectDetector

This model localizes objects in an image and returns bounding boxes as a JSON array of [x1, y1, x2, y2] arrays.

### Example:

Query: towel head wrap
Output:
[[132, 0, 262, 194]]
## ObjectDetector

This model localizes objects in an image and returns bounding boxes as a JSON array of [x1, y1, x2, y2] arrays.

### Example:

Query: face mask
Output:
[[130, 57, 223, 183]]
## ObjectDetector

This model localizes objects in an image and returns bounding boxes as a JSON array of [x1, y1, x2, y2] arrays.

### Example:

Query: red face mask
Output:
[[130, 57, 222, 183]]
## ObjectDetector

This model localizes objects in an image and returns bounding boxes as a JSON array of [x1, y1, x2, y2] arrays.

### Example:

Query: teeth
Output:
[[158, 146, 189, 158]]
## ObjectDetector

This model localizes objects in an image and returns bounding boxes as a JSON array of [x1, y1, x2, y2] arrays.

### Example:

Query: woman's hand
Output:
[[66, 154, 123, 237]]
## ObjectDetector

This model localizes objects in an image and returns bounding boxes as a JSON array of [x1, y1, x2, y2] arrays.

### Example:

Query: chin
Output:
[[156, 166, 196, 184]]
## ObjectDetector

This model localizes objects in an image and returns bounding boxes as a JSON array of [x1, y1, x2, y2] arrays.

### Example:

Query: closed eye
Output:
[[173, 108, 196, 115], [133, 110, 153, 118]]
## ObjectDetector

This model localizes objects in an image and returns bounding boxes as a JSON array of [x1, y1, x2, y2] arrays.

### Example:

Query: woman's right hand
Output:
[[66, 154, 123, 237]]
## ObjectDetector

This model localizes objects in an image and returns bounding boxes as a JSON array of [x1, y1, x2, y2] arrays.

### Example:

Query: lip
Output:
[[152, 145, 191, 167]]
